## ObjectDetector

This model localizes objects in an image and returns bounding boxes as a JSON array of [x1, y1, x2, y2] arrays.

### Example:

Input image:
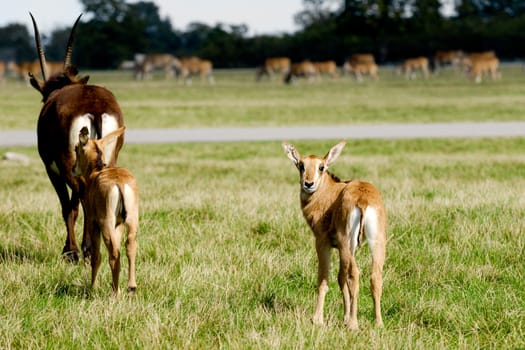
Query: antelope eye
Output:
[[298, 162, 305, 171], [319, 165, 325, 172]]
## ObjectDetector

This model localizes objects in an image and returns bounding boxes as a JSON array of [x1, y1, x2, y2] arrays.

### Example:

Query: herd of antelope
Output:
[[8, 13, 516, 330], [256, 50, 502, 84], [0, 49, 505, 85]]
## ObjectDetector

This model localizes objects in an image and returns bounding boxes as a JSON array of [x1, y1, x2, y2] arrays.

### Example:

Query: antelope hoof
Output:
[[344, 318, 359, 331], [61, 249, 79, 263], [81, 246, 91, 264], [312, 315, 324, 326]]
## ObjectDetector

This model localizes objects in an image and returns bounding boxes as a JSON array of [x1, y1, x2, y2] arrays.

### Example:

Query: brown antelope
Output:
[[134, 53, 178, 80], [398, 57, 429, 80], [256, 57, 291, 81], [29, 13, 125, 262], [175, 56, 214, 85], [73, 127, 138, 296], [283, 141, 386, 330], [468, 56, 500, 83], [313, 61, 338, 80], [433, 50, 462, 72], [343, 61, 378, 82], [284, 61, 317, 84]]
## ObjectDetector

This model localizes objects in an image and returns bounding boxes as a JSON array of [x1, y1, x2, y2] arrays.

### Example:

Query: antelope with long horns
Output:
[[29, 13, 125, 262], [283, 141, 386, 329], [74, 127, 138, 296]]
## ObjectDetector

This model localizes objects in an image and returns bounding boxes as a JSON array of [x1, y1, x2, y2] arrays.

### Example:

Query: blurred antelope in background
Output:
[[343, 54, 378, 82], [256, 57, 291, 81], [175, 56, 214, 84], [283, 141, 386, 330], [313, 60, 338, 80], [398, 57, 430, 79], [74, 127, 138, 296], [284, 60, 317, 84], [29, 13, 125, 262], [134, 53, 178, 80]]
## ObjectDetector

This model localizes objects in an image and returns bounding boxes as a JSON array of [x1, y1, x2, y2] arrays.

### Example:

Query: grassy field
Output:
[[1, 64, 525, 130], [0, 68, 524, 348]]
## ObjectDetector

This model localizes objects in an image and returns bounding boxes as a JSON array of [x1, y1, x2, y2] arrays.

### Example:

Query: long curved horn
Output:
[[29, 12, 48, 81], [64, 14, 83, 69]]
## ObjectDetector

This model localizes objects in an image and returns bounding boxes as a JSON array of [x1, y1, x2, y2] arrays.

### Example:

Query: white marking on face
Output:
[[301, 157, 324, 193], [101, 113, 120, 165]]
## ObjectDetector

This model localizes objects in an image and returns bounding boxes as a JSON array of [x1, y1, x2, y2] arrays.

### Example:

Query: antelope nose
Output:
[[304, 181, 314, 188]]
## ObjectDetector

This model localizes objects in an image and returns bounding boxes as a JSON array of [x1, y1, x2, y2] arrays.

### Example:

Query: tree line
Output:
[[0, 0, 524, 69]]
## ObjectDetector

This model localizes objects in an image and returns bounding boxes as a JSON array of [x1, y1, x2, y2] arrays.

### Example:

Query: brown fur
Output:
[[30, 14, 125, 262], [74, 127, 138, 296], [399, 57, 429, 79], [284, 61, 316, 84], [134, 53, 178, 80], [256, 57, 291, 81], [313, 61, 338, 79], [175, 56, 214, 84], [283, 141, 386, 329]]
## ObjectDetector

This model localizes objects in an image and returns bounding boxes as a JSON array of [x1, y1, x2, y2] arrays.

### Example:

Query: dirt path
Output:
[[1, 122, 525, 147]]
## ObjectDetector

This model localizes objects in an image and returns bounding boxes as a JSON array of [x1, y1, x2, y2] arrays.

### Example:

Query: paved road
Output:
[[1, 121, 525, 147]]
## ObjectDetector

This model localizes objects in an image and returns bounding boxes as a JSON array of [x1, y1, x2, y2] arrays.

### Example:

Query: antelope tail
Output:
[[357, 204, 367, 248]]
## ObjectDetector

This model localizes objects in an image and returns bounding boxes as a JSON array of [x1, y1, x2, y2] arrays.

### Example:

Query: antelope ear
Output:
[[325, 141, 346, 167], [79, 126, 90, 146], [282, 142, 300, 166], [98, 126, 125, 150], [80, 75, 90, 84], [29, 72, 44, 94]]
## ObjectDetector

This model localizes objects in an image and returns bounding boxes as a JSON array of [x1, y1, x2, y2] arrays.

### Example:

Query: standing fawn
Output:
[[74, 127, 138, 296], [283, 141, 386, 329]]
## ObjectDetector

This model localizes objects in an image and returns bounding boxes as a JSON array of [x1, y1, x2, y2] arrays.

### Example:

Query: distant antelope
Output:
[[73, 127, 138, 296], [134, 53, 177, 80], [398, 57, 430, 80], [283, 141, 386, 329], [29, 13, 125, 262], [284, 61, 317, 84], [313, 61, 338, 80], [175, 56, 214, 85], [256, 57, 291, 81]]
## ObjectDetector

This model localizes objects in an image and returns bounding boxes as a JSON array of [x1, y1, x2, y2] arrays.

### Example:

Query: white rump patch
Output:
[[101, 113, 120, 165], [363, 207, 379, 249], [348, 207, 361, 254], [69, 114, 95, 155]]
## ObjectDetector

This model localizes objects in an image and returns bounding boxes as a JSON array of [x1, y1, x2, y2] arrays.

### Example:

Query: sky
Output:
[[0, 0, 305, 36]]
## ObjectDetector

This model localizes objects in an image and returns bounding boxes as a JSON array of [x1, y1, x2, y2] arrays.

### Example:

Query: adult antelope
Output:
[[256, 57, 291, 81], [74, 127, 138, 296], [133, 53, 178, 80], [284, 61, 317, 84], [283, 141, 386, 329], [29, 13, 125, 262], [313, 61, 338, 80], [398, 57, 430, 80], [434, 50, 462, 72], [175, 56, 214, 85]]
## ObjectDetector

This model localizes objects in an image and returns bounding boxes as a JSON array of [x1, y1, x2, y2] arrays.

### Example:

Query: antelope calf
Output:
[[283, 141, 386, 329], [73, 127, 138, 296]]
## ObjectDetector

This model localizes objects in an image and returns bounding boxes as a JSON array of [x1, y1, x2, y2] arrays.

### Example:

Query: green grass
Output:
[[1, 138, 524, 348], [1, 65, 525, 130]]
